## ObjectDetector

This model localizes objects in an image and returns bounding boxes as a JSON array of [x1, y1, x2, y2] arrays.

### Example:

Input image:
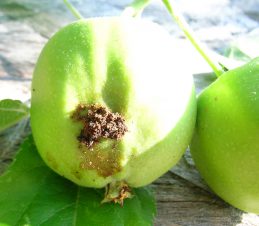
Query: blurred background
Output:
[[0, 0, 259, 101]]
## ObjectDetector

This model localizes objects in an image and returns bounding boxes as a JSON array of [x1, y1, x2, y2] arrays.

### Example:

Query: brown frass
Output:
[[71, 104, 128, 148]]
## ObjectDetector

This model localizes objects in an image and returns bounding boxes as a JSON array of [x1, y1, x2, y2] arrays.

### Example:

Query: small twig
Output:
[[63, 0, 83, 20]]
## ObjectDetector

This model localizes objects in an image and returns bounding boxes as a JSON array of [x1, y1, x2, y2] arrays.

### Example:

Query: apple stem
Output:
[[122, 0, 152, 17], [63, 0, 83, 20], [162, 0, 223, 77]]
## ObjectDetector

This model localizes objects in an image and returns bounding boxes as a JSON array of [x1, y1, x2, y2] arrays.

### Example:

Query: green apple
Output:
[[31, 17, 196, 201], [191, 58, 259, 213]]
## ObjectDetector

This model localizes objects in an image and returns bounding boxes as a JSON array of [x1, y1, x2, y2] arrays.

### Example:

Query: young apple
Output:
[[31, 17, 196, 202]]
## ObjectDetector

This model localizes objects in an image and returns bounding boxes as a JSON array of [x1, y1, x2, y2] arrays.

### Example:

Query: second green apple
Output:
[[191, 58, 259, 214]]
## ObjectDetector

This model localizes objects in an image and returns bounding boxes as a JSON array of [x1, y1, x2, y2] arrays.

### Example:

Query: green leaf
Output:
[[225, 29, 259, 62], [225, 45, 252, 62], [122, 0, 152, 17], [0, 135, 156, 226], [0, 117, 30, 175], [0, 99, 30, 132]]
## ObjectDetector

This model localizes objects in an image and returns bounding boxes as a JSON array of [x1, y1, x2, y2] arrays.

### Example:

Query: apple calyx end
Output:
[[102, 181, 133, 206]]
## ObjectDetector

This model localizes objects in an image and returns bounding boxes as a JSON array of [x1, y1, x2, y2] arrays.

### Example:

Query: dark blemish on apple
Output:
[[72, 170, 82, 180], [32, 88, 35, 92], [71, 104, 128, 148], [46, 152, 58, 170], [214, 96, 218, 101], [71, 103, 127, 177]]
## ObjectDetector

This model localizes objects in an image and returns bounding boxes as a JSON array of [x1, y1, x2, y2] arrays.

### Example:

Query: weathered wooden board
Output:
[[1, 0, 259, 225]]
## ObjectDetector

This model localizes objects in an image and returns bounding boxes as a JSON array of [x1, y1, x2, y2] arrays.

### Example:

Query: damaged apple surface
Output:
[[30, 17, 196, 201]]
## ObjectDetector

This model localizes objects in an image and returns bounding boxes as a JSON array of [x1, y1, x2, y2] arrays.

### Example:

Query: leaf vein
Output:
[[73, 186, 80, 226], [15, 171, 52, 226], [39, 202, 75, 225], [0, 108, 28, 113]]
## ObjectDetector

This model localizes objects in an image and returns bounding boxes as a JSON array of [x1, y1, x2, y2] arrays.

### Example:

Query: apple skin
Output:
[[31, 17, 196, 188], [190, 58, 259, 213]]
